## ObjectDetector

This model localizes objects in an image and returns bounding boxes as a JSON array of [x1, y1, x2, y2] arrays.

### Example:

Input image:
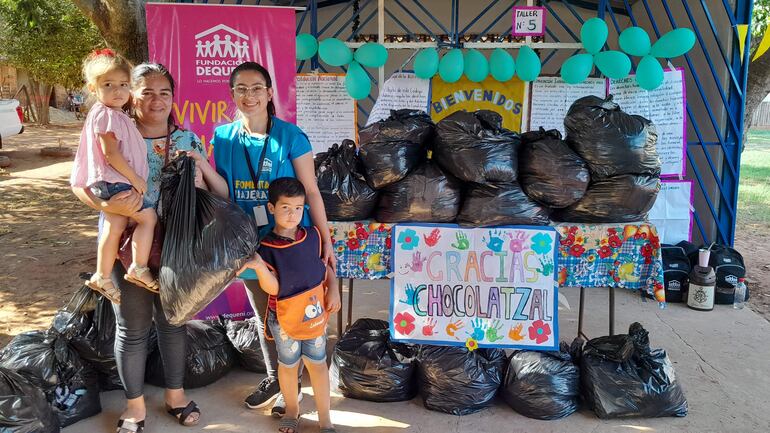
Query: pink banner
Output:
[[146, 3, 297, 320], [146, 3, 296, 150]]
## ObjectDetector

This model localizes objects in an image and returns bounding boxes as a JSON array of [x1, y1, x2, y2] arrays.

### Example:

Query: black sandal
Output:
[[166, 400, 201, 426], [116, 419, 144, 433], [278, 417, 300, 433]]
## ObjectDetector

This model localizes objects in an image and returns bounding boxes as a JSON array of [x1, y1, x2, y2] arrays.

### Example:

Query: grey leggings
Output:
[[111, 262, 187, 399], [243, 279, 303, 380]]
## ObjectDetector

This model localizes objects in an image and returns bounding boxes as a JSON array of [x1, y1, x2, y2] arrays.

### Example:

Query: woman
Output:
[[210, 61, 338, 416], [72, 63, 227, 433]]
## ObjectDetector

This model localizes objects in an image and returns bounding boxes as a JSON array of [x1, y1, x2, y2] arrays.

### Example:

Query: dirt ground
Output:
[[1, 124, 769, 346]]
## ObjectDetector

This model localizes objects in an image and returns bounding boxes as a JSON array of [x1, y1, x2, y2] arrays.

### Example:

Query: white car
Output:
[[0, 99, 24, 148]]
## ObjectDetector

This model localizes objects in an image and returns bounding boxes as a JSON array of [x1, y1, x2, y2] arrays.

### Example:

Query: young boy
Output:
[[242, 177, 341, 433]]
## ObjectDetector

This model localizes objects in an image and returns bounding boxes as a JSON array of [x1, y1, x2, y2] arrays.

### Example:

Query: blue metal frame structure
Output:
[[179, 0, 754, 247]]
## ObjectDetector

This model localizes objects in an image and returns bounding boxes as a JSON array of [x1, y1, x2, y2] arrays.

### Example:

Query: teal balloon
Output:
[[438, 49, 464, 83], [463, 49, 489, 82], [318, 38, 353, 66], [516, 46, 541, 82], [619, 27, 651, 57], [650, 28, 696, 58], [581, 18, 609, 54], [636, 56, 664, 90], [489, 48, 515, 81], [295, 33, 318, 60], [345, 61, 370, 99], [354, 42, 388, 68], [414, 48, 439, 79], [560, 53, 593, 84], [594, 50, 632, 79]]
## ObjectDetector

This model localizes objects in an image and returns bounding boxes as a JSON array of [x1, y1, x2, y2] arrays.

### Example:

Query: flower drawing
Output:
[[531, 232, 553, 255], [528, 320, 552, 344], [393, 311, 415, 335], [465, 337, 479, 351], [397, 228, 420, 251]]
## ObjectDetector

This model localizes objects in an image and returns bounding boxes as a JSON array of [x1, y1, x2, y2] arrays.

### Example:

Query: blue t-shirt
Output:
[[211, 116, 313, 278]]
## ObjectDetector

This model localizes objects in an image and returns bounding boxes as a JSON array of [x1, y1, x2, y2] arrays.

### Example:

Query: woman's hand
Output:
[[322, 240, 337, 272], [106, 189, 142, 217], [131, 177, 148, 195]]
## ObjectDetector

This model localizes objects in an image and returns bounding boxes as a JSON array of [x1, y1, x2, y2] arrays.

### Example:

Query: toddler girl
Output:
[[70, 49, 158, 303]]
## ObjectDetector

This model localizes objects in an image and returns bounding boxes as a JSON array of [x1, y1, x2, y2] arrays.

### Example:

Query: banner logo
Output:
[[195, 24, 250, 78]]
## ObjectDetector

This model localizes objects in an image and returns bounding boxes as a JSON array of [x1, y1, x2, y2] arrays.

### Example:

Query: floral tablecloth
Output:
[[329, 221, 665, 303]]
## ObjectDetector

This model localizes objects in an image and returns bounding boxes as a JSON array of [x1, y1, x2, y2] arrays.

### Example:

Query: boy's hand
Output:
[[238, 253, 264, 274], [325, 281, 341, 314]]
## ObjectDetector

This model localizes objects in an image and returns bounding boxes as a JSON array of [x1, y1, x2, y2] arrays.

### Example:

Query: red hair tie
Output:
[[91, 48, 115, 57]]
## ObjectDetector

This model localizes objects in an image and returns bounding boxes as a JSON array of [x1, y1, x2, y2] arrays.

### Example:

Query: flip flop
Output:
[[166, 400, 200, 427], [278, 417, 300, 433], [116, 419, 144, 433]]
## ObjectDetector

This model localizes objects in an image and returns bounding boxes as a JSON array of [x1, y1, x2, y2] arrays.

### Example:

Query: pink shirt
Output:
[[70, 102, 149, 188]]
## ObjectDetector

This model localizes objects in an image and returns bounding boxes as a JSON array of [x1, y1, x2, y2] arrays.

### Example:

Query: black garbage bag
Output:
[[564, 95, 660, 178], [0, 312, 101, 427], [331, 319, 418, 402], [316, 140, 379, 221], [458, 182, 550, 227], [519, 128, 590, 208], [224, 317, 266, 373], [417, 345, 506, 415], [434, 110, 520, 183], [146, 319, 236, 389], [500, 344, 580, 420], [0, 367, 60, 433], [581, 322, 688, 419], [375, 159, 463, 223], [358, 109, 433, 188], [552, 174, 660, 223], [158, 155, 259, 326], [66, 284, 122, 391]]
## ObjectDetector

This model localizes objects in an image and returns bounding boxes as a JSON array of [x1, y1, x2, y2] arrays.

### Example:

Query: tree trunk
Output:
[[71, 0, 148, 65], [744, 52, 770, 139], [29, 80, 51, 126]]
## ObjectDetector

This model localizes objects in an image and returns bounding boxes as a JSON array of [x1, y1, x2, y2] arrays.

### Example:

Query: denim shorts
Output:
[[267, 310, 327, 367], [90, 181, 152, 210]]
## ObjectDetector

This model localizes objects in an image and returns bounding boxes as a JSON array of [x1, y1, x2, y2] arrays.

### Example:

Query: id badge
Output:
[[253, 205, 269, 227]]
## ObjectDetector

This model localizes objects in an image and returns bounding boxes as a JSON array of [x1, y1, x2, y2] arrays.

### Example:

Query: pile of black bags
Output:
[[501, 344, 580, 420], [319, 102, 661, 225], [358, 109, 434, 189], [0, 367, 60, 433], [556, 95, 661, 222], [158, 155, 259, 326], [580, 322, 688, 419], [332, 319, 418, 402], [316, 140, 378, 221], [0, 310, 101, 427]]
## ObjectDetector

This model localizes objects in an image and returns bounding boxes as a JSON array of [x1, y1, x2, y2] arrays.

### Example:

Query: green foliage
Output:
[[0, 0, 103, 89], [754, 1, 769, 38]]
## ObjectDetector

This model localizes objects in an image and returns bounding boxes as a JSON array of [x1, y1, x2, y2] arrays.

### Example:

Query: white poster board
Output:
[[528, 76, 607, 134], [366, 72, 431, 126], [296, 73, 357, 154], [390, 224, 559, 351], [609, 68, 687, 177], [648, 180, 693, 244]]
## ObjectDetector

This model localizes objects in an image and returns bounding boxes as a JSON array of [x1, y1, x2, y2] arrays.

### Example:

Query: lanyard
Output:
[[241, 117, 272, 191]]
